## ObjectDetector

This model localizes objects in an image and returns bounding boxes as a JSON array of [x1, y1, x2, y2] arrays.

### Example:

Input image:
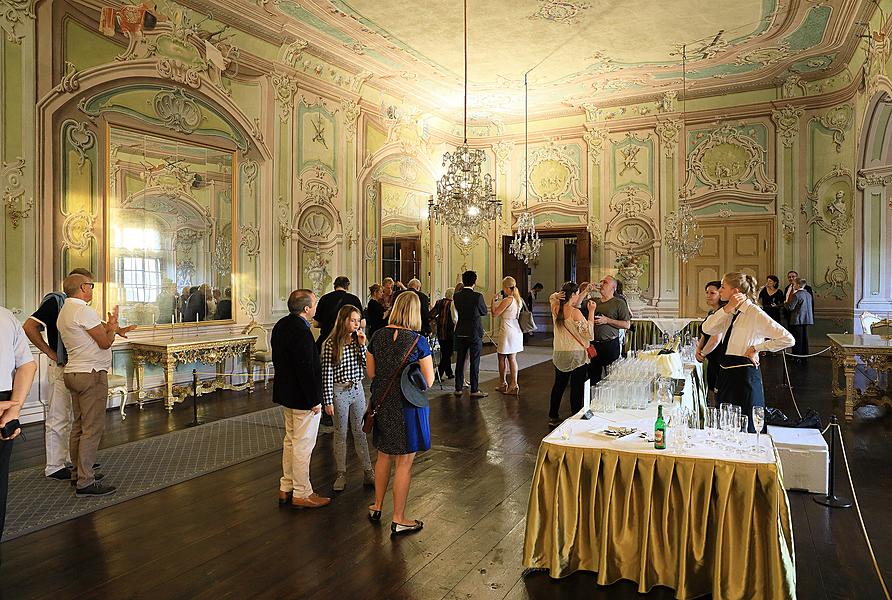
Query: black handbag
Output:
[[765, 406, 823, 429]]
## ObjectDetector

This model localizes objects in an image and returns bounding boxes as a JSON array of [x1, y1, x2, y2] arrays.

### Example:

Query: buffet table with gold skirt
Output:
[[522, 408, 796, 599]]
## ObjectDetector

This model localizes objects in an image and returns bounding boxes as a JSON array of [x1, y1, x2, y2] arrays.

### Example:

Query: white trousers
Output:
[[280, 407, 321, 499], [44, 363, 73, 475]]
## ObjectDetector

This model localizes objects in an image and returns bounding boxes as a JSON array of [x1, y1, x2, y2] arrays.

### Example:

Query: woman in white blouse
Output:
[[701, 272, 794, 432], [547, 282, 595, 428]]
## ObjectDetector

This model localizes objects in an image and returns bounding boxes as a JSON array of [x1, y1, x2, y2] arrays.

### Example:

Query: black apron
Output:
[[715, 311, 765, 433]]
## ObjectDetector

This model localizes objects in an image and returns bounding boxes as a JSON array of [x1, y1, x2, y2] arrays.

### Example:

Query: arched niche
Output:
[[38, 68, 269, 325], [603, 214, 660, 304], [357, 145, 437, 292], [855, 86, 892, 328]]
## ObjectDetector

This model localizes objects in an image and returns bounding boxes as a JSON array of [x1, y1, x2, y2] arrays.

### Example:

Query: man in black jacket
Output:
[[453, 271, 488, 398], [272, 289, 331, 510]]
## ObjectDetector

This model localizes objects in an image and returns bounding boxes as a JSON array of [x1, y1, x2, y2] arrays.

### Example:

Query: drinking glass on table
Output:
[[752, 406, 765, 446], [738, 415, 749, 449], [705, 407, 719, 444]]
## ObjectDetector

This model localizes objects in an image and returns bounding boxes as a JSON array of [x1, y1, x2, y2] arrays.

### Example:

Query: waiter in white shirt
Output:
[[0, 305, 37, 535], [701, 272, 794, 432], [57, 273, 134, 497]]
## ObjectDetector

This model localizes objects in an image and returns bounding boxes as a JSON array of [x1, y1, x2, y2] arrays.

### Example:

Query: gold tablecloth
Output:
[[522, 440, 796, 599]]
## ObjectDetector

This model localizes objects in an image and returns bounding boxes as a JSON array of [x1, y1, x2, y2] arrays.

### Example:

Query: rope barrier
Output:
[[829, 422, 891, 600], [782, 346, 833, 359], [782, 349, 890, 598]]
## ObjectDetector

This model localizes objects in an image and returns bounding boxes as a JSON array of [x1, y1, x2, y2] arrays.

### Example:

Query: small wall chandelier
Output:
[[428, 0, 500, 231], [509, 72, 542, 264], [665, 44, 703, 263]]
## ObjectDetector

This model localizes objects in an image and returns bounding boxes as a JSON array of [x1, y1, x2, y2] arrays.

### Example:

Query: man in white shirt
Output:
[[58, 273, 134, 497], [0, 305, 37, 535], [23, 267, 93, 480]]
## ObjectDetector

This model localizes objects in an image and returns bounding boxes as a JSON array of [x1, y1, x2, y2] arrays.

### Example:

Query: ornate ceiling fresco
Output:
[[270, 0, 874, 120]]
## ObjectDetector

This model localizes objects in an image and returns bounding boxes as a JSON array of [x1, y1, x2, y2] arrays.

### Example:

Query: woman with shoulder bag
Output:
[[547, 281, 595, 428], [491, 276, 524, 395], [365, 292, 434, 536], [321, 305, 374, 492]]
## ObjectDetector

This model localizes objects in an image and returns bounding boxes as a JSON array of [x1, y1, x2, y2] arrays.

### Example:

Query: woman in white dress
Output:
[[491, 276, 524, 395]]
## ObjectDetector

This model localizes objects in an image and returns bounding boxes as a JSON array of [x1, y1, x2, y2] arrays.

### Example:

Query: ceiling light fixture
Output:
[[664, 44, 703, 263], [509, 72, 542, 264], [428, 0, 500, 232]]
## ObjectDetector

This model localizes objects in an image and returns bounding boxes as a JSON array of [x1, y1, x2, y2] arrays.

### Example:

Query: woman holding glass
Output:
[[547, 282, 595, 428], [701, 272, 794, 432]]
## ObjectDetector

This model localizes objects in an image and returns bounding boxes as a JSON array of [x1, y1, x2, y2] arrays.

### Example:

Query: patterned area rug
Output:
[[3, 407, 288, 541]]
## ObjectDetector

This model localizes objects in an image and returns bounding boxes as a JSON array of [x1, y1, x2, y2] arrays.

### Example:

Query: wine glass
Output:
[[752, 406, 765, 447], [738, 415, 749, 450]]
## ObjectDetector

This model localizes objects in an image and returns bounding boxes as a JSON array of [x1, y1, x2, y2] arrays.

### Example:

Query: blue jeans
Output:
[[454, 336, 482, 392]]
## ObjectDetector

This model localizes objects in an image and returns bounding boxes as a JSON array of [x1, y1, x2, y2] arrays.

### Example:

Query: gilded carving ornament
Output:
[[771, 106, 802, 148], [239, 224, 261, 260], [802, 165, 853, 248], [0, 0, 34, 44], [813, 105, 853, 153], [60, 208, 96, 253], [2, 157, 31, 229]]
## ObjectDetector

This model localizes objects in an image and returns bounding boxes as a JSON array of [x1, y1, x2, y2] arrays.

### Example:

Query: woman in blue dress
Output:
[[366, 291, 434, 536]]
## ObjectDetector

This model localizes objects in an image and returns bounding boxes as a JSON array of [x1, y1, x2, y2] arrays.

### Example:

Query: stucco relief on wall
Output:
[[683, 124, 776, 195], [802, 165, 854, 248]]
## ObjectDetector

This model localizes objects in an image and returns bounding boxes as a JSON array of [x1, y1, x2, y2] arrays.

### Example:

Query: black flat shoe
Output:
[[390, 520, 423, 536], [368, 507, 381, 522]]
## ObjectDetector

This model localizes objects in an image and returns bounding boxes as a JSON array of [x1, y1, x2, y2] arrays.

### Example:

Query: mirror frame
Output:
[[103, 121, 239, 329], [376, 179, 434, 291]]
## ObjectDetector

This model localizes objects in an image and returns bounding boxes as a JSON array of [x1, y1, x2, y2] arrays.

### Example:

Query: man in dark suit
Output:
[[392, 278, 432, 336], [314, 276, 363, 352], [783, 270, 814, 332], [272, 289, 331, 510], [453, 271, 488, 398]]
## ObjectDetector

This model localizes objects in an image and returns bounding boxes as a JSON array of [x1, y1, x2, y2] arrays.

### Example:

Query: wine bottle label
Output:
[[654, 430, 665, 447]]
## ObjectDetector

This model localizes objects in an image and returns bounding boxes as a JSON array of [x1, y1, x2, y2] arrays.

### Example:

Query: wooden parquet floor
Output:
[[2, 342, 890, 599]]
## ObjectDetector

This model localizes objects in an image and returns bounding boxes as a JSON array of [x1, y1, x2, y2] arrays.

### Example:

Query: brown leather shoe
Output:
[[291, 493, 331, 509], [278, 490, 292, 505]]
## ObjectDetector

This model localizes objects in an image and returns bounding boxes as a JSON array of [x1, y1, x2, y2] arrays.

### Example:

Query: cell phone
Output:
[[0, 419, 20, 439]]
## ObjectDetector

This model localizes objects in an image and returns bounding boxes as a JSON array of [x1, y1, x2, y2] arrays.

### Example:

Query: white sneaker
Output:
[[333, 471, 346, 491]]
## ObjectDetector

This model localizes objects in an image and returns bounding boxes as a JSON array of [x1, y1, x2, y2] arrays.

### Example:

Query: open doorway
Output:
[[502, 228, 590, 326]]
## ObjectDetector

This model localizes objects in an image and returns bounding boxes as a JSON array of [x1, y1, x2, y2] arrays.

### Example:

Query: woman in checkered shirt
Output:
[[321, 305, 374, 492]]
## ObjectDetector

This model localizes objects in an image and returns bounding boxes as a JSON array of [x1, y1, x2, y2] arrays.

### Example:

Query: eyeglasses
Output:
[[80, 282, 95, 290]]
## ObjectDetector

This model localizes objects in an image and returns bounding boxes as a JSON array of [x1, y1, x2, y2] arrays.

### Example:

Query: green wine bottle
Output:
[[654, 404, 667, 450]]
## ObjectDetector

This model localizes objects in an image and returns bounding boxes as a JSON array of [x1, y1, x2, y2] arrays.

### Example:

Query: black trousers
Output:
[[588, 338, 622, 386], [454, 336, 482, 392], [716, 356, 765, 433], [790, 324, 809, 358], [438, 339, 454, 377], [549, 364, 589, 419], [0, 437, 12, 537]]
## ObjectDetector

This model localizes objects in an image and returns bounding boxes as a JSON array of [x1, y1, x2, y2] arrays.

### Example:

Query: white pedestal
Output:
[[768, 426, 829, 494]]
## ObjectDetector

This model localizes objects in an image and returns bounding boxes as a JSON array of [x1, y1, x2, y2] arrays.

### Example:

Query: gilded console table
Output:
[[827, 333, 892, 421], [130, 334, 257, 411]]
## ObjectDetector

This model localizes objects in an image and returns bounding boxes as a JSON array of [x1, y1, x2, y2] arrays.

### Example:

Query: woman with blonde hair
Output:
[[367, 291, 434, 535], [491, 276, 524, 394], [701, 272, 794, 432], [321, 305, 374, 491]]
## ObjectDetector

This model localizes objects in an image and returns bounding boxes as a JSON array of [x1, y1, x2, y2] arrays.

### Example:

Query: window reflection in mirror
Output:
[[106, 126, 235, 327]]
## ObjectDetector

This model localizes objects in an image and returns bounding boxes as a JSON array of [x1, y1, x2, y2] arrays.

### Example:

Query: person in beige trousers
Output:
[[57, 273, 134, 497]]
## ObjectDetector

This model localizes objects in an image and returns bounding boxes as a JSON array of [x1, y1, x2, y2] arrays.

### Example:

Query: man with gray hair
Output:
[[585, 275, 631, 385], [23, 267, 94, 481], [58, 272, 134, 497], [784, 277, 814, 363], [272, 289, 330, 509], [392, 278, 431, 336]]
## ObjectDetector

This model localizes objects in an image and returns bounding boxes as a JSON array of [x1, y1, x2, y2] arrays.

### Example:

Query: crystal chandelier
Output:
[[665, 44, 703, 263], [428, 0, 501, 231], [510, 72, 542, 264]]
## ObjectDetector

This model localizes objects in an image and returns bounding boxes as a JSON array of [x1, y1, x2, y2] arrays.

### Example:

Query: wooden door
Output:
[[502, 237, 529, 296], [680, 218, 773, 316]]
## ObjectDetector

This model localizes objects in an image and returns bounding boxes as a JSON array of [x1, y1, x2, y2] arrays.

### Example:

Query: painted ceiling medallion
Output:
[[529, 0, 591, 25]]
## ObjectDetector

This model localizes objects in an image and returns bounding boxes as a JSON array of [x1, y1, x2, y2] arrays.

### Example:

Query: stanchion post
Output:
[[814, 414, 852, 508], [186, 368, 202, 428]]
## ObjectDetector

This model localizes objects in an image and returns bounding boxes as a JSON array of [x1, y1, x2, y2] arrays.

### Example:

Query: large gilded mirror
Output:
[[380, 181, 429, 283], [106, 126, 236, 326]]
